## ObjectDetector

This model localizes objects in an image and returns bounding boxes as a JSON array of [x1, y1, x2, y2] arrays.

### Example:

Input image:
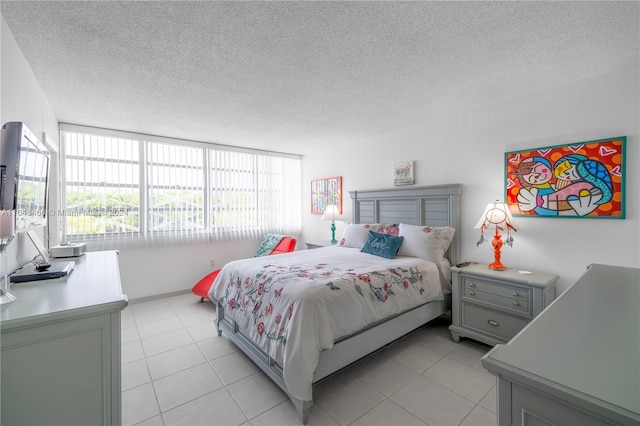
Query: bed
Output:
[[210, 184, 461, 423]]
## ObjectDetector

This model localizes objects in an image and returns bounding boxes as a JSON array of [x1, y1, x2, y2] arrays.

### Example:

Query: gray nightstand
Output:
[[449, 263, 558, 346], [305, 241, 335, 249]]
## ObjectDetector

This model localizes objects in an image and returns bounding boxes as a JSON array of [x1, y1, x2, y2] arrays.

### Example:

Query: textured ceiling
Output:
[[2, 1, 638, 155]]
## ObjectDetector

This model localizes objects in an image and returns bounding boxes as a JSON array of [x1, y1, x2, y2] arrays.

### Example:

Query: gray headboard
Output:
[[349, 184, 462, 265]]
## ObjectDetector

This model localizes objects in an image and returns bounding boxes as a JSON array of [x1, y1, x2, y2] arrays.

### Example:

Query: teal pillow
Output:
[[361, 231, 404, 259]]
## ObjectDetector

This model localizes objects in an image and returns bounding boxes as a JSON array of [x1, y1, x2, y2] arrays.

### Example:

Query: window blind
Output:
[[59, 126, 302, 246]]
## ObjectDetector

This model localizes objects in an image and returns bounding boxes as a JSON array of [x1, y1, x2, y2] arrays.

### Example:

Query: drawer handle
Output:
[[469, 291, 475, 296], [488, 319, 499, 327], [513, 301, 519, 306], [512, 292, 519, 297], [469, 283, 476, 287]]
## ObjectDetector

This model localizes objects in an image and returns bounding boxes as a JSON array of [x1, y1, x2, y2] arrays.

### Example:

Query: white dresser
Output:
[[1, 251, 128, 426], [481, 264, 639, 426]]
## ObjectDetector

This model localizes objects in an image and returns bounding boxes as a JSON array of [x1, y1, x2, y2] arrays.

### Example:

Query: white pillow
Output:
[[397, 223, 456, 264], [338, 223, 378, 248]]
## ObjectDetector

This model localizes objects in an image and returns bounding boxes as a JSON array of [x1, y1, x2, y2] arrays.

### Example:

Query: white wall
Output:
[[302, 66, 639, 295], [1, 16, 59, 272]]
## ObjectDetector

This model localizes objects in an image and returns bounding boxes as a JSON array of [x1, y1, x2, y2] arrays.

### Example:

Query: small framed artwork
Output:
[[394, 161, 414, 186], [311, 176, 342, 214], [505, 136, 626, 218]]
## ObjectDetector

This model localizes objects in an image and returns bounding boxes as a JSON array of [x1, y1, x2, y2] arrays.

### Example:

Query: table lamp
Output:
[[475, 201, 520, 270], [321, 205, 342, 244]]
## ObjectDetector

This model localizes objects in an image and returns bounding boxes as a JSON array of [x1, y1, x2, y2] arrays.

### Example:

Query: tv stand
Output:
[[0, 251, 128, 425]]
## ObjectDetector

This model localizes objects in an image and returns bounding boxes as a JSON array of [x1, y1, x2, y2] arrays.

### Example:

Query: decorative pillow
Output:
[[376, 223, 400, 236], [338, 223, 378, 248], [361, 231, 404, 259], [397, 223, 456, 264]]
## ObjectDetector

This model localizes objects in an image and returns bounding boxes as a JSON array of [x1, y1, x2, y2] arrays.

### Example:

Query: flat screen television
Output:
[[0, 122, 50, 237]]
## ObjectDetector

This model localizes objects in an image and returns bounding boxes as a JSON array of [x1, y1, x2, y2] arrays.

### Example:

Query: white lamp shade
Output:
[[321, 205, 342, 221], [474, 202, 520, 231]]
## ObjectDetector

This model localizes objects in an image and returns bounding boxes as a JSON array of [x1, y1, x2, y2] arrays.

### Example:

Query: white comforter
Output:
[[209, 246, 444, 401]]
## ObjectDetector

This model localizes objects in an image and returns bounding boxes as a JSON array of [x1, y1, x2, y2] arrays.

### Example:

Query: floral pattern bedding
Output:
[[209, 246, 444, 401]]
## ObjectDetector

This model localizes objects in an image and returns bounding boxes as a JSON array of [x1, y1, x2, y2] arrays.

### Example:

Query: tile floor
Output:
[[122, 293, 497, 426]]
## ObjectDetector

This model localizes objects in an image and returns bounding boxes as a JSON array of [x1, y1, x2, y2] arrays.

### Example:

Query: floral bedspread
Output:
[[209, 246, 444, 401]]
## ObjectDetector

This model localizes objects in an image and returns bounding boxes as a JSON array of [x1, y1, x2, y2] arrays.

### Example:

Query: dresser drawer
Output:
[[462, 303, 529, 342], [463, 287, 529, 314]]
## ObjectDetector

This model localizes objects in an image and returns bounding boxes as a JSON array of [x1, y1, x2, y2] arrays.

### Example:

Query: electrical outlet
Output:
[[209, 260, 216, 268]]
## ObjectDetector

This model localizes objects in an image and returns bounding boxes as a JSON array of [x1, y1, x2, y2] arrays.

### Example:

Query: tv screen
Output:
[[0, 122, 49, 232]]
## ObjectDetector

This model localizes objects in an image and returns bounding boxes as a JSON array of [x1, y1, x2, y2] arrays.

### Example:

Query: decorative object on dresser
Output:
[[320, 204, 343, 244], [482, 264, 639, 425], [475, 200, 520, 270], [1, 251, 127, 425], [449, 264, 557, 346]]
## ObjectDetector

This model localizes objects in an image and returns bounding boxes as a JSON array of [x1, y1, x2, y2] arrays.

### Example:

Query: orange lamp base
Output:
[[488, 228, 507, 271]]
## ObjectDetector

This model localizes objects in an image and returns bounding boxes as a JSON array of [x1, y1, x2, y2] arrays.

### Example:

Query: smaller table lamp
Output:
[[475, 201, 520, 270], [321, 205, 342, 244]]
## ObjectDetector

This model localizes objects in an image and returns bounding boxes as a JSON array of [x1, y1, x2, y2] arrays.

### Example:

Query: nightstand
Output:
[[449, 264, 558, 346], [305, 241, 335, 249]]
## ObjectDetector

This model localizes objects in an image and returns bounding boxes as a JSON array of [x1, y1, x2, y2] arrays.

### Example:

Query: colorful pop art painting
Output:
[[505, 137, 626, 218]]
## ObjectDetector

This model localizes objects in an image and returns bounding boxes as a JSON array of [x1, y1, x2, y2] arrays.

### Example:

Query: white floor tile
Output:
[[460, 405, 497, 426], [390, 375, 475, 426], [196, 334, 239, 360], [227, 372, 288, 419], [479, 385, 497, 413], [121, 325, 140, 344], [161, 388, 247, 426], [350, 399, 425, 426], [122, 339, 145, 364], [387, 340, 445, 373], [314, 374, 385, 425], [187, 320, 219, 342], [141, 328, 194, 357], [250, 401, 338, 426], [153, 362, 224, 412], [146, 344, 207, 380], [447, 340, 492, 371], [423, 357, 495, 403], [122, 383, 160, 426], [137, 316, 185, 340], [355, 357, 418, 397], [210, 351, 260, 385], [122, 358, 151, 391]]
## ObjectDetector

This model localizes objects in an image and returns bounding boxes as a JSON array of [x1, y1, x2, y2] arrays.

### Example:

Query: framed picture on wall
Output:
[[311, 176, 342, 214], [394, 161, 414, 186], [505, 136, 626, 218]]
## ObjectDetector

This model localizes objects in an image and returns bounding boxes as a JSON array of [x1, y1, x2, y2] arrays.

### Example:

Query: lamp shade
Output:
[[474, 201, 520, 231], [321, 205, 341, 221]]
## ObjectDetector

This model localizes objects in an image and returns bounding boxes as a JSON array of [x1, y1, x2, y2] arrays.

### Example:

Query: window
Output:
[[60, 126, 302, 244]]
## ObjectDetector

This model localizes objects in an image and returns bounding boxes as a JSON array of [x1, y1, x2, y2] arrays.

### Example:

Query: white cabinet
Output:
[[482, 264, 640, 426], [1, 251, 128, 426]]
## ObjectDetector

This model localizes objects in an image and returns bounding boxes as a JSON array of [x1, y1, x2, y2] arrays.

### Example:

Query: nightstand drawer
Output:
[[462, 303, 529, 341], [464, 277, 528, 299], [463, 288, 529, 314]]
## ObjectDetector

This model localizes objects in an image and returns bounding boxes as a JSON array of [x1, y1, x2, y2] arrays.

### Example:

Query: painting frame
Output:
[[394, 160, 415, 186], [311, 176, 342, 215], [505, 136, 626, 219]]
